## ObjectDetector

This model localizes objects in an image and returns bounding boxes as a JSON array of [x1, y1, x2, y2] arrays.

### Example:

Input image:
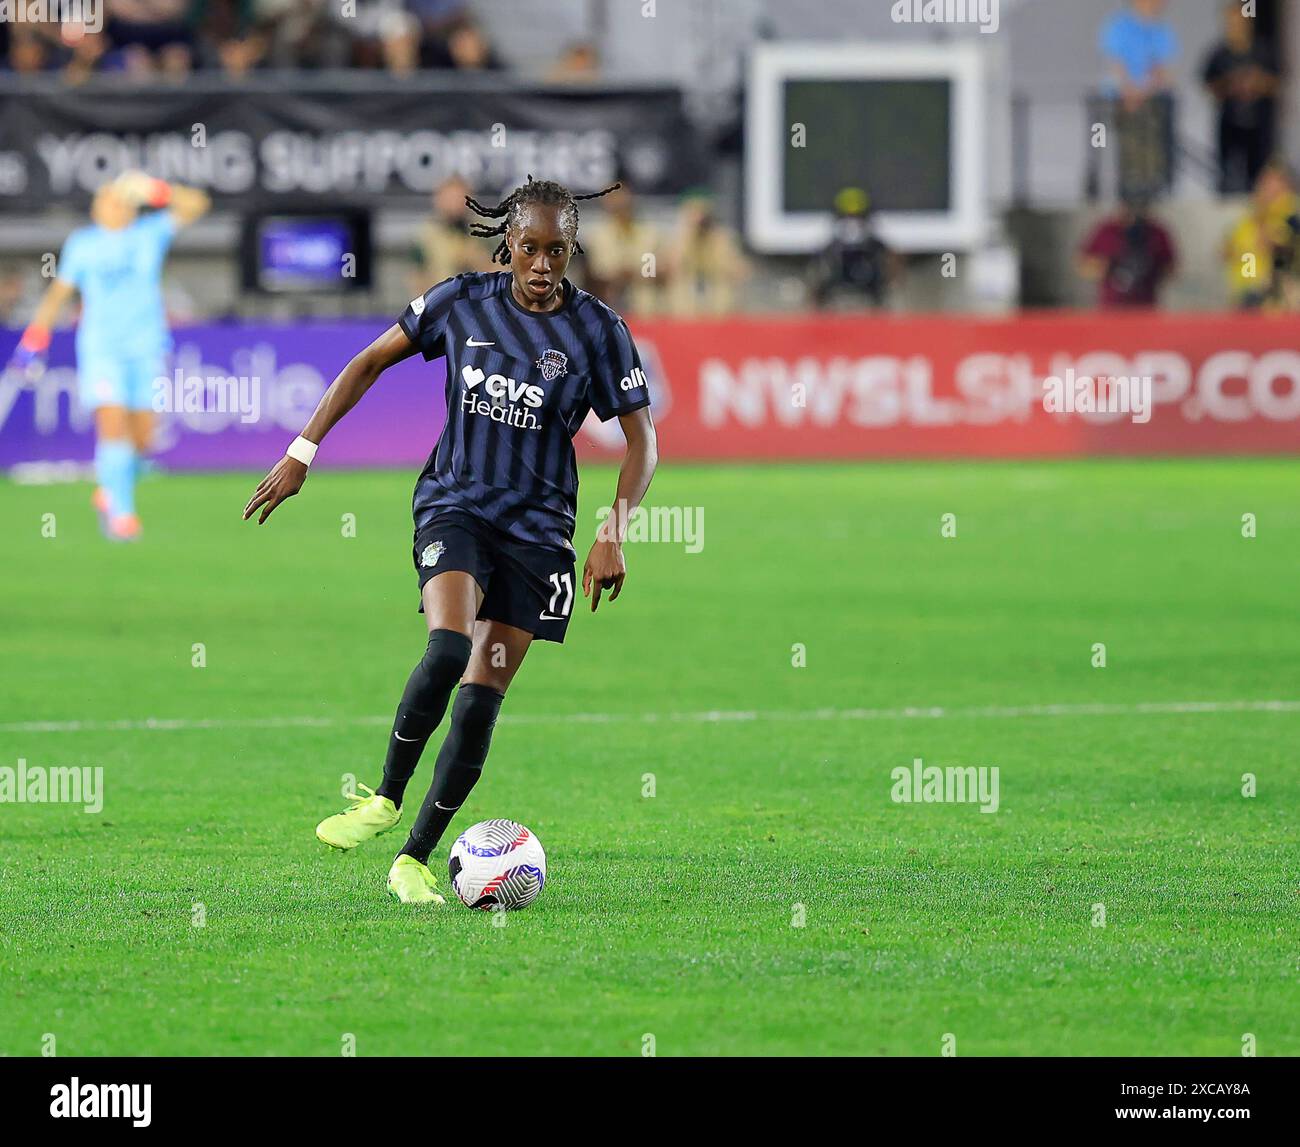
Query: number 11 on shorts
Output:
[[542, 572, 574, 619]]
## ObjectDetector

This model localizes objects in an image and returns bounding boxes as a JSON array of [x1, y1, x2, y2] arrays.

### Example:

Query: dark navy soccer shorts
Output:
[[412, 510, 577, 643]]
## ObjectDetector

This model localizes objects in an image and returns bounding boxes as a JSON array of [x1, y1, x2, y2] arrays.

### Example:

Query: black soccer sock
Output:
[[375, 629, 473, 807], [399, 683, 504, 864]]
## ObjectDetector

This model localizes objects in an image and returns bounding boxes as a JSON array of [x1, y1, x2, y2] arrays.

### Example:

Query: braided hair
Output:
[[465, 175, 621, 266]]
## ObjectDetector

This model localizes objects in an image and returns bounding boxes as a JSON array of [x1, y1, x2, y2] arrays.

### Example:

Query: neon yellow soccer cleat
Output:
[[387, 855, 446, 905], [315, 783, 401, 850]]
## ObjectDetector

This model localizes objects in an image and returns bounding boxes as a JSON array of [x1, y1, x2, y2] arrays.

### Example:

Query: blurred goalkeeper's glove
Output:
[[115, 170, 173, 208], [8, 323, 50, 380]]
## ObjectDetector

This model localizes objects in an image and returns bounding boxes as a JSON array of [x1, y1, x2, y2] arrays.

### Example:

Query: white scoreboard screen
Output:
[[746, 42, 988, 254]]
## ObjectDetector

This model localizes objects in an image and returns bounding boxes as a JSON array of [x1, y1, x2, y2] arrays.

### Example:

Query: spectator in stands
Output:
[[581, 182, 662, 316], [447, 15, 499, 70], [193, 0, 265, 75], [1100, 0, 1178, 199], [422, 11, 502, 71], [667, 189, 747, 316], [1077, 193, 1177, 308], [1202, 1, 1280, 196], [808, 187, 897, 311], [251, 0, 351, 70], [105, 0, 194, 78], [1223, 160, 1300, 310], [1102, 0, 1177, 110], [63, 24, 113, 82], [4, 16, 110, 79], [2, 17, 45, 73], [547, 40, 600, 84], [408, 175, 492, 295], [356, 1, 426, 73], [407, 0, 469, 68]]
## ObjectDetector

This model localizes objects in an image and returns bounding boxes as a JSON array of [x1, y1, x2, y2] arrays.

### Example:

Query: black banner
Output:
[[0, 76, 705, 210], [0, 1056, 1293, 1133]]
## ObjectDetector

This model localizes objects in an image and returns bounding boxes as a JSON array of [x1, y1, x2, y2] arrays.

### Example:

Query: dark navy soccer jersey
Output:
[[398, 271, 650, 553]]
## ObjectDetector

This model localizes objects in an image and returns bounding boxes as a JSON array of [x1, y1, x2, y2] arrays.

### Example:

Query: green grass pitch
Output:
[[2, 457, 1297, 1056]]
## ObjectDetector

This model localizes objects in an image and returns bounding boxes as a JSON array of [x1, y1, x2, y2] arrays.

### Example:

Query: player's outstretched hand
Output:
[[582, 538, 626, 612], [243, 456, 308, 524]]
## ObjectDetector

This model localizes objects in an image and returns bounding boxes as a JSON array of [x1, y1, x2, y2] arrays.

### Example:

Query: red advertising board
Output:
[[601, 312, 1300, 460], [4, 313, 1295, 470]]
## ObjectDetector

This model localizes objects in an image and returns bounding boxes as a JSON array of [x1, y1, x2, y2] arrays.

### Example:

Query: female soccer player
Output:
[[11, 171, 210, 540], [243, 177, 658, 904]]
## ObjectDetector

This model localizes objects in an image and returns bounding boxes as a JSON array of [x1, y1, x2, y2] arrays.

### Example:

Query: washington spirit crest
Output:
[[535, 348, 569, 382]]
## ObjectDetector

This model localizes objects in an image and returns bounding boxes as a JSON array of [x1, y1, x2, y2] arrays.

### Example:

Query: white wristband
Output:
[[286, 436, 318, 467]]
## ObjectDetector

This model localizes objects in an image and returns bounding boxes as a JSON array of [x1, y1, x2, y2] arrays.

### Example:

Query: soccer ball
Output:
[[448, 820, 546, 910]]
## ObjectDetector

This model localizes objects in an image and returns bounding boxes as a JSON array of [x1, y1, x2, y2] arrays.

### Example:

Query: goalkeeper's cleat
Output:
[[106, 512, 141, 542], [387, 855, 446, 905], [315, 783, 401, 850]]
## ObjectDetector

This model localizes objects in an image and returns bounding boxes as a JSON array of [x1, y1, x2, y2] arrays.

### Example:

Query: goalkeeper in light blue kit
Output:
[[10, 172, 210, 540]]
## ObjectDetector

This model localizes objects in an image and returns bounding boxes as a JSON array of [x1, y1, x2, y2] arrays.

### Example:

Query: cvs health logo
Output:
[[460, 365, 544, 408], [460, 365, 545, 431]]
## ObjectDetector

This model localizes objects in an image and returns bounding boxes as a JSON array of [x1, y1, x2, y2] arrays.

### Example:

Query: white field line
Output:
[[1, 700, 1298, 735]]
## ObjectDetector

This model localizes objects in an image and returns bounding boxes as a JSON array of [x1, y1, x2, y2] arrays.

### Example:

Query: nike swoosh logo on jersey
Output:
[[466, 337, 495, 347], [539, 612, 567, 621], [393, 731, 420, 742]]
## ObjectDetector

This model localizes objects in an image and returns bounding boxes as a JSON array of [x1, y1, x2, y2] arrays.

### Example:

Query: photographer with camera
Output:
[[808, 187, 900, 311], [1076, 193, 1177, 309]]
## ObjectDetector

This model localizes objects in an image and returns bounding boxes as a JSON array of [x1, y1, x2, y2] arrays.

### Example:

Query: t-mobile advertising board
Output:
[[2, 312, 1298, 471]]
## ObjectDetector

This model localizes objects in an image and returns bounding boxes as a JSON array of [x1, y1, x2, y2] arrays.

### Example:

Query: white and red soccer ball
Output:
[[448, 820, 546, 910]]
